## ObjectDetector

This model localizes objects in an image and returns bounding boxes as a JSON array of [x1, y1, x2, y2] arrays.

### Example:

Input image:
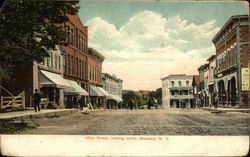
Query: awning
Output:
[[40, 70, 71, 89], [89, 85, 105, 96], [113, 95, 122, 102], [107, 94, 122, 102], [64, 79, 89, 96], [97, 87, 109, 96]]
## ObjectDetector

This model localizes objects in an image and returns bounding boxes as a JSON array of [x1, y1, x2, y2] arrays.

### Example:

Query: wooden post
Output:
[[0, 96, 3, 109], [22, 91, 25, 110]]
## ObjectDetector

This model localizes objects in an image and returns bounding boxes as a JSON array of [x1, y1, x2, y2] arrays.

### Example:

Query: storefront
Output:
[[39, 70, 71, 109], [89, 85, 105, 109], [64, 79, 89, 108]]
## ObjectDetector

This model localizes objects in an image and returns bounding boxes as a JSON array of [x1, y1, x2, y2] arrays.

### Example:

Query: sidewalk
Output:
[[201, 107, 250, 113], [0, 109, 78, 121]]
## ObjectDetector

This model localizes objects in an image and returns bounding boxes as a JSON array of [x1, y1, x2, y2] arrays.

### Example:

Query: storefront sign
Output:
[[241, 68, 250, 91]]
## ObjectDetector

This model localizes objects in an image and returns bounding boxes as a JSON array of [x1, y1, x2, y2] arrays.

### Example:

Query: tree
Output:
[[150, 88, 162, 104], [0, 0, 79, 82]]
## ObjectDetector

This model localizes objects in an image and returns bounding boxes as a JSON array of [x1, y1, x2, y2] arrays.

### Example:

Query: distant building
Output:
[[161, 74, 194, 108], [102, 73, 123, 109], [192, 75, 200, 107], [212, 15, 249, 107], [207, 55, 216, 107], [198, 64, 209, 107]]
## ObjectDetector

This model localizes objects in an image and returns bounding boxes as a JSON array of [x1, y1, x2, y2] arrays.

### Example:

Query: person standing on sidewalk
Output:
[[33, 89, 41, 112]]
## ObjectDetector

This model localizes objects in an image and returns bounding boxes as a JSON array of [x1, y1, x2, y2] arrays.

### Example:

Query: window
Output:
[[68, 54, 70, 74], [64, 55, 67, 73], [76, 58, 79, 77], [186, 81, 189, 86], [71, 55, 74, 75], [178, 81, 182, 86], [55, 55, 58, 69], [71, 28, 74, 45], [171, 81, 175, 86]]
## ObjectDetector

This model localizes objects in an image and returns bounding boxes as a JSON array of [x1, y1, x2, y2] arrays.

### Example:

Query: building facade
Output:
[[207, 55, 216, 107], [212, 15, 249, 107], [62, 14, 89, 108], [102, 73, 123, 109], [162, 74, 194, 108], [87, 48, 105, 108], [198, 64, 209, 107]]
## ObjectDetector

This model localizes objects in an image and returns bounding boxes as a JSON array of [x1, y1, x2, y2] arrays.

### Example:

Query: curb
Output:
[[201, 107, 250, 113], [0, 109, 78, 122]]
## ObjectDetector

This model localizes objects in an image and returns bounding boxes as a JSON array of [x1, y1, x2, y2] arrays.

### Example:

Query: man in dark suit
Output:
[[33, 89, 41, 112]]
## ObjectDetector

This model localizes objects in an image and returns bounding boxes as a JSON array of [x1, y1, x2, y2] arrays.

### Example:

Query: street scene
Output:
[[0, 0, 249, 137], [15, 109, 249, 135]]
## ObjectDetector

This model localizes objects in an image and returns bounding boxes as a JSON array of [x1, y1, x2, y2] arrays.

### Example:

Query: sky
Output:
[[78, 1, 248, 91]]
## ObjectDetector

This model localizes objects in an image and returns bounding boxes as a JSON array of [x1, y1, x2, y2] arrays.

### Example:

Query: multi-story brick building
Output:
[[161, 74, 194, 108], [61, 14, 90, 108], [87, 48, 106, 108], [212, 15, 249, 107]]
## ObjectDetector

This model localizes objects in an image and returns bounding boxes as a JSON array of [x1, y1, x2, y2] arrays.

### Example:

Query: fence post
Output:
[[0, 96, 3, 109], [22, 91, 25, 110]]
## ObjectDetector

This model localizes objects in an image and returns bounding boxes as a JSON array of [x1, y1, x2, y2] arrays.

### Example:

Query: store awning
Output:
[[40, 70, 71, 89], [107, 94, 122, 102], [64, 79, 89, 96], [97, 87, 109, 96], [113, 95, 122, 102], [89, 85, 105, 97]]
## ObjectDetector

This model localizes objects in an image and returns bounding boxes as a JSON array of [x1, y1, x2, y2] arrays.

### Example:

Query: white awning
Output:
[[64, 79, 89, 96], [107, 94, 122, 102], [40, 70, 71, 89], [113, 95, 122, 102], [90, 85, 105, 97], [97, 87, 109, 96]]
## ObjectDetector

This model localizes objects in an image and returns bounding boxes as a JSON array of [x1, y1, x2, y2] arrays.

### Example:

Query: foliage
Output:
[[150, 88, 162, 104], [0, 0, 79, 82]]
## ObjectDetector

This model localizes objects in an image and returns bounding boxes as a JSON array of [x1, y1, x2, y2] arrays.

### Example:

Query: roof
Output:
[[67, 14, 87, 33], [207, 55, 216, 62], [193, 75, 200, 85], [102, 72, 122, 82], [212, 15, 249, 42], [88, 48, 105, 61], [161, 74, 193, 80], [198, 63, 209, 71]]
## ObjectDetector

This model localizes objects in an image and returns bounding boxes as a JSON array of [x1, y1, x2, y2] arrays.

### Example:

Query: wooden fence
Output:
[[0, 91, 25, 111]]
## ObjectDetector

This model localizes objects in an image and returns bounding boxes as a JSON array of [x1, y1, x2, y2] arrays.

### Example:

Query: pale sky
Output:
[[78, 1, 248, 91]]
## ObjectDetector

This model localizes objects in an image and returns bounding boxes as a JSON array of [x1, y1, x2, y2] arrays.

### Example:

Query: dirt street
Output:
[[20, 109, 249, 135]]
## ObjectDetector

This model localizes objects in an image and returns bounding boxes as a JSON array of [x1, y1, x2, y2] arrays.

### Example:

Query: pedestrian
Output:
[[33, 89, 41, 112]]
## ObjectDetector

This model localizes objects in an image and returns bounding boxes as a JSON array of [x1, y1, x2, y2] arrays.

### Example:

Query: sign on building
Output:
[[241, 68, 250, 91]]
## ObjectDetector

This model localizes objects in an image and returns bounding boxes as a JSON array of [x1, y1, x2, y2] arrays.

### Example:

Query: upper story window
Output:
[[171, 81, 175, 86], [186, 81, 189, 86], [178, 81, 182, 86]]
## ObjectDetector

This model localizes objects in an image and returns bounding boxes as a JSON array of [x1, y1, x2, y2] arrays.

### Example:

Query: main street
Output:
[[20, 109, 249, 135]]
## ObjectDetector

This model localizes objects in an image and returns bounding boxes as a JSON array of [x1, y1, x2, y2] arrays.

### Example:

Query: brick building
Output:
[[62, 15, 90, 108], [212, 15, 249, 107], [88, 48, 106, 108]]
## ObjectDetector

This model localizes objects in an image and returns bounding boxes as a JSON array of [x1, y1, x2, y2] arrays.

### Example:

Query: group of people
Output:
[[147, 97, 158, 109]]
